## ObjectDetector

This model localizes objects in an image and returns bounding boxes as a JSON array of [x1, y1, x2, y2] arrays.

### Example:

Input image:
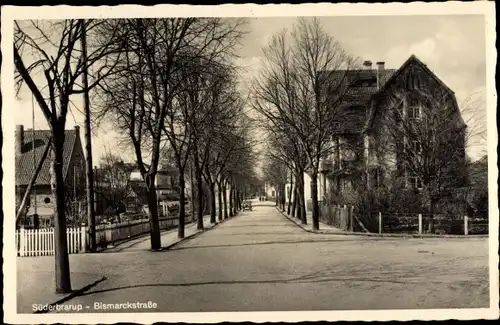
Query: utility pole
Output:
[[80, 19, 96, 252]]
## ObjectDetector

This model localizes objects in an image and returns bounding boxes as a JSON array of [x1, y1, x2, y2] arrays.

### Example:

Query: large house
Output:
[[128, 164, 187, 216], [289, 55, 467, 207], [15, 125, 86, 228]]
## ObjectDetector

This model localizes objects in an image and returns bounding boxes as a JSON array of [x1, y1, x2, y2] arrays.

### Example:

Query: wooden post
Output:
[[80, 226, 87, 252], [345, 205, 352, 231], [81, 19, 97, 253], [464, 216, 468, 235], [418, 213, 423, 235], [19, 227, 25, 257], [351, 206, 355, 232], [378, 212, 382, 234]]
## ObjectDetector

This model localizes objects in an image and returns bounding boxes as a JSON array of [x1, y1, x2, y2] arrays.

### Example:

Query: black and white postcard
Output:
[[2, 2, 498, 323]]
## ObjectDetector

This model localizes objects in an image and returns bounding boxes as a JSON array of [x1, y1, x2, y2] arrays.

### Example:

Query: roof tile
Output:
[[15, 128, 79, 186]]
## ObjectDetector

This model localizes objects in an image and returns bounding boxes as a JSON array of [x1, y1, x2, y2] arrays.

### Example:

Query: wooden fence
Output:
[[16, 216, 180, 257], [316, 206, 488, 235], [318, 204, 354, 231], [16, 227, 86, 257]]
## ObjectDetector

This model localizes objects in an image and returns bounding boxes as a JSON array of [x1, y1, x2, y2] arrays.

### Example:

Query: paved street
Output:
[[19, 201, 489, 313]]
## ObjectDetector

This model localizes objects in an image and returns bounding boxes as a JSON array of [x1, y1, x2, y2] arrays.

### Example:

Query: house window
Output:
[[406, 169, 423, 190], [407, 105, 421, 120], [407, 75, 421, 90], [408, 176, 423, 190], [271, 190, 275, 197]]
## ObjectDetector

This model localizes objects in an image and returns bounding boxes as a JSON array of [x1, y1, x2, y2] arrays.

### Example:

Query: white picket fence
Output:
[[15, 216, 180, 257], [16, 227, 86, 257]]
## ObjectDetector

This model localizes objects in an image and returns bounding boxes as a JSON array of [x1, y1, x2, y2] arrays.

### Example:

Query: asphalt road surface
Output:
[[51, 202, 489, 312]]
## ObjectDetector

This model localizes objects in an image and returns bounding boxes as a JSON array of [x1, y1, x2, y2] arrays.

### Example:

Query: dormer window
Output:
[[352, 78, 377, 88]]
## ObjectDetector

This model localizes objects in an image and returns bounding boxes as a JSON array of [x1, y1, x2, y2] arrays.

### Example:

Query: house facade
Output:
[[15, 125, 86, 228], [286, 55, 467, 208], [264, 182, 276, 199]]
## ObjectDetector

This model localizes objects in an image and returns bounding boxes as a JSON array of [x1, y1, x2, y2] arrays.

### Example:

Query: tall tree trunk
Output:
[[80, 21, 96, 253], [291, 183, 298, 218], [234, 183, 239, 212], [223, 181, 228, 219], [145, 175, 162, 249], [51, 134, 72, 293], [177, 172, 186, 239], [229, 181, 234, 217], [281, 184, 286, 211], [209, 182, 216, 224], [298, 171, 307, 224], [190, 162, 196, 223], [428, 198, 437, 234], [194, 153, 204, 231], [217, 180, 223, 222], [288, 175, 294, 215], [235, 189, 239, 211], [310, 169, 320, 230]]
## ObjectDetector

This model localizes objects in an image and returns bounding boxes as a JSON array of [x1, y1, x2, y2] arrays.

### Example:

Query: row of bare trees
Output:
[[14, 17, 257, 293], [251, 18, 359, 230]]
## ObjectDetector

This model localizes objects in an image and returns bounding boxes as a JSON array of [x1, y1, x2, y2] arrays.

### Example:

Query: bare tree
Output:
[[199, 71, 250, 224], [220, 117, 259, 216], [252, 18, 358, 230], [14, 19, 121, 292], [94, 152, 133, 222], [96, 18, 247, 243], [261, 152, 288, 210], [377, 88, 469, 232]]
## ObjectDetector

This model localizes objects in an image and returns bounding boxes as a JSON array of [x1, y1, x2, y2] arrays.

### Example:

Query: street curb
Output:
[[163, 213, 240, 250], [33, 276, 107, 314], [99, 219, 203, 253], [277, 208, 489, 239]]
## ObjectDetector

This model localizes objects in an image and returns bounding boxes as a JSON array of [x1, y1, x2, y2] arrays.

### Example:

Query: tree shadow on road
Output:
[[77, 267, 485, 300], [219, 224, 297, 228], [166, 237, 389, 251]]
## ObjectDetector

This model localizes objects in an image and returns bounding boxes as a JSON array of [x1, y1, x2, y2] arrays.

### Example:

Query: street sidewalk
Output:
[[277, 206, 344, 234], [16, 214, 224, 314], [104, 215, 216, 252], [17, 267, 106, 314]]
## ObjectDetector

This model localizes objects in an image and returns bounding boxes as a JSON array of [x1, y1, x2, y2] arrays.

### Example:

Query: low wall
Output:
[[95, 217, 179, 248]]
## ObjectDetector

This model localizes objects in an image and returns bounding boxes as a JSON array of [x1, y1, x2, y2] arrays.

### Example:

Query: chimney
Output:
[[363, 60, 373, 70], [376, 62, 385, 89], [16, 125, 24, 155]]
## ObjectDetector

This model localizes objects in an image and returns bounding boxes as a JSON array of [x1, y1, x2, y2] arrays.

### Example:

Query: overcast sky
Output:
[[14, 14, 488, 164]]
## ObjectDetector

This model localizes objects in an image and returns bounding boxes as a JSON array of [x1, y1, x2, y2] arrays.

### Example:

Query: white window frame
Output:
[[407, 174, 423, 190], [407, 105, 421, 120]]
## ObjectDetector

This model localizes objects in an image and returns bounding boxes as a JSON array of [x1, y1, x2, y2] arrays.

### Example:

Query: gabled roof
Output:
[[363, 54, 461, 132], [15, 127, 81, 187], [376, 54, 455, 96]]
